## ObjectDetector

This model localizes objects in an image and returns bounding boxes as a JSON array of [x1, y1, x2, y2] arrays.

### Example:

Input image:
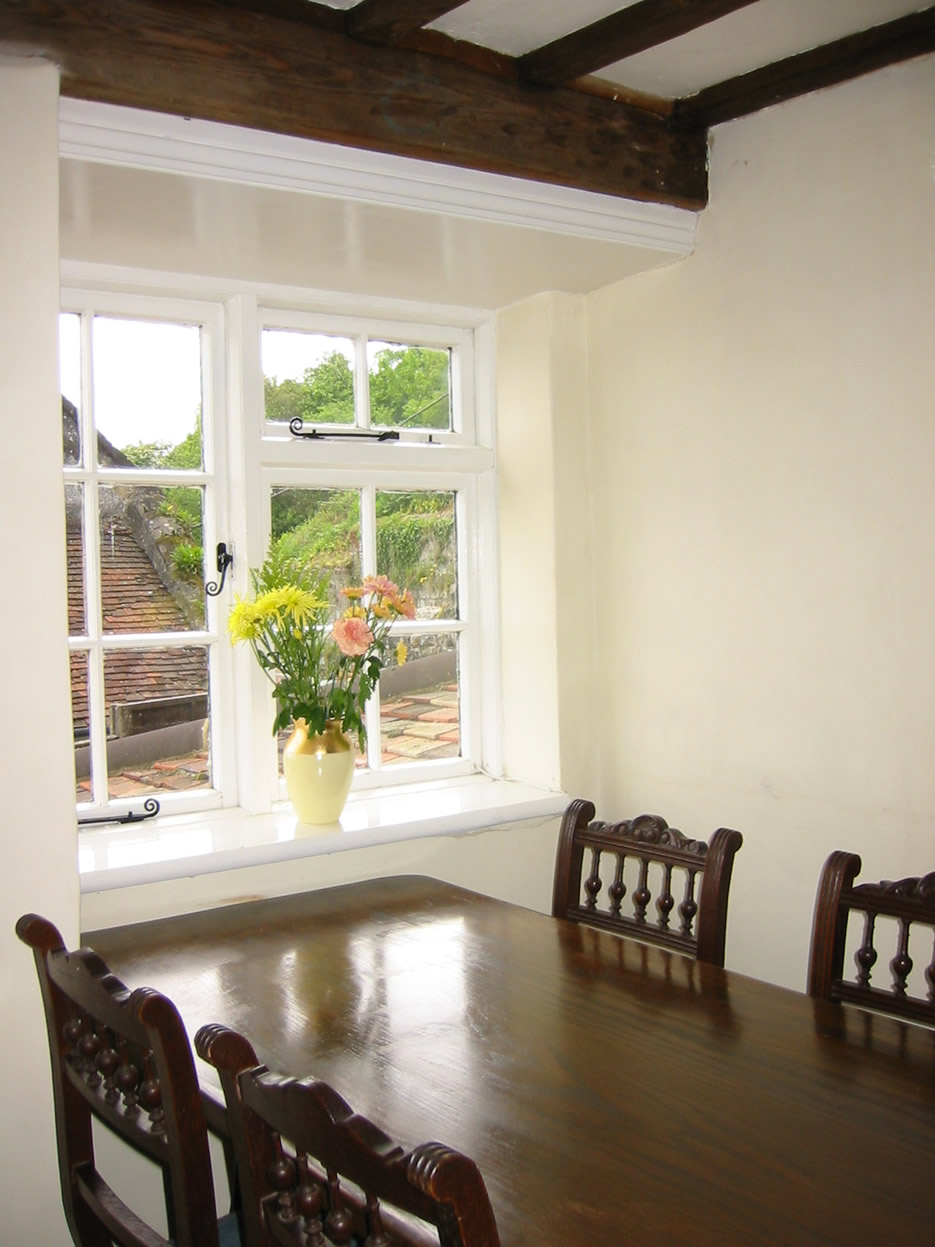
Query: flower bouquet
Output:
[[228, 550, 416, 752]]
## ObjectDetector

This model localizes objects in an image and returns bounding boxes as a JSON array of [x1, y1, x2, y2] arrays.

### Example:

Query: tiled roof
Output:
[[98, 516, 192, 633]]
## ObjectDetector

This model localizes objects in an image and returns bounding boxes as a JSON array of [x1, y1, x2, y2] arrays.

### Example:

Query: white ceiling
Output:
[[58, 98, 699, 309], [59, 155, 688, 310], [320, 0, 929, 98]]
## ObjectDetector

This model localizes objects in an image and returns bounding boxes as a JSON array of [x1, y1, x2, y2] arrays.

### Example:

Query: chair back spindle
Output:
[[808, 850, 935, 1025], [552, 798, 743, 967]]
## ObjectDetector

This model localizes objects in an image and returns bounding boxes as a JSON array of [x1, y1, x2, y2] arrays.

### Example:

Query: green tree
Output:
[[120, 412, 204, 558], [370, 346, 449, 429], [263, 346, 450, 431], [270, 489, 360, 609], [264, 375, 305, 425], [299, 351, 355, 425]]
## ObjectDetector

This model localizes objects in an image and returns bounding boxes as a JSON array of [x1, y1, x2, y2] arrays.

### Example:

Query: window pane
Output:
[[92, 317, 203, 469], [59, 312, 82, 466], [71, 651, 92, 802], [65, 483, 87, 636], [376, 490, 457, 619], [99, 484, 206, 633], [103, 647, 210, 800], [380, 633, 460, 766], [263, 330, 355, 426], [368, 342, 451, 431], [270, 487, 361, 608]]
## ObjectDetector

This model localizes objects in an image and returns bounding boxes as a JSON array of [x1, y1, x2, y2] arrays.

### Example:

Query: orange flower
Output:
[[393, 589, 416, 620]]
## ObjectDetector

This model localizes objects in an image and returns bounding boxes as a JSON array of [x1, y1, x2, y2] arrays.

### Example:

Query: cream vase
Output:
[[283, 718, 355, 824]]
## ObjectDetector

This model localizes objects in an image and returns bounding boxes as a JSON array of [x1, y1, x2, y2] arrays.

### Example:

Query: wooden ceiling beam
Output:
[[346, 0, 467, 45], [196, 0, 345, 29], [676, 6, 935, 127], [0, 0, 708, 208], [519, 0, 760, 88]]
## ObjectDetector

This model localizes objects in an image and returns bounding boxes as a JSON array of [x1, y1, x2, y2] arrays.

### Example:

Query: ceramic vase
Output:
[[283, 718, 355, 824]]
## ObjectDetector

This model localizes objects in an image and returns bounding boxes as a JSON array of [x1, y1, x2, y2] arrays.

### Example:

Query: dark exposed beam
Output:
[[347, 0, 466, 45], [519, 0, 760, 88], [676, 6, 935, 128], [201, 0, 345, 28], [0, 0, 707, 208]]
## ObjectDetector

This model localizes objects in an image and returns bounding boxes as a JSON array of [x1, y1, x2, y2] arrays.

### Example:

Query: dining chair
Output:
[[16, 912, 240, 1247], [195, 1021, 502, 1247], [807, 849, 935, 1025], [551, 797, 743, 967]]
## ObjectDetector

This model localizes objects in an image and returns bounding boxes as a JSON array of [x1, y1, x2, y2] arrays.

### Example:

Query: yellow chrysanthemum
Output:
[[343, 604, 366, 619], [395, 641, 408, 666], [253, 587, 290, 621], [227, 598, 263, 643], [372, 602, 391, 619], [279, 584, 325, 623]]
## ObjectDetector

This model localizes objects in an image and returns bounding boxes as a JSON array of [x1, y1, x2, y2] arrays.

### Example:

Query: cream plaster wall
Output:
[[585, 54, 935, 990], [496, 295, 564, 789], [0, 59, 78, 1247], [496, 291, 601, 796]]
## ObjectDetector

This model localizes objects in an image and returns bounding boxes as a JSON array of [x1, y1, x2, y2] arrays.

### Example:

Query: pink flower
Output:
[[332, 615, 374, 657], [362, 574, 399, 598]]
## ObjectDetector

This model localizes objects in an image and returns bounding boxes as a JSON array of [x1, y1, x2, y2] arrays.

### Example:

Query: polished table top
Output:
[[86, 876, 935, 1246]]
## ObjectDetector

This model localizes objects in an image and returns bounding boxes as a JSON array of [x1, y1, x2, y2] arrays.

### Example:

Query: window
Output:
[[62, 285, 496, 822]]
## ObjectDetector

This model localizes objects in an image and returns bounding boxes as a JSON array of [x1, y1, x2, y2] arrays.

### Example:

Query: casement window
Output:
[[61, 284, 496, 824]]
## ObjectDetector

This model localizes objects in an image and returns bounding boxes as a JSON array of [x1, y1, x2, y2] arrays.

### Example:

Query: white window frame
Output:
[[61, 286, 234, 821], [64, 268, 501, 827]]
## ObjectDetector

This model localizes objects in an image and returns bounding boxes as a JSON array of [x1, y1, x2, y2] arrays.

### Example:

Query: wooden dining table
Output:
[[86, 874, 935, 1246]]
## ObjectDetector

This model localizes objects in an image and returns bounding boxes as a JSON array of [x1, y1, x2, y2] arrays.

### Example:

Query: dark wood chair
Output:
[[551, 798, 743, 967], [16, 912, 239, 1247], [195, 1021, 501, 1247], [807, 850, 935, 1025]]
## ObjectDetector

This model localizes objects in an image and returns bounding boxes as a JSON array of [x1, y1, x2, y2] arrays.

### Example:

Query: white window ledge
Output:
[[78, 777, 568, 893]]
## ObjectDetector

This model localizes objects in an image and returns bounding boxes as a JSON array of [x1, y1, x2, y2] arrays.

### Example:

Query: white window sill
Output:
[[78, 776, 568, 893]]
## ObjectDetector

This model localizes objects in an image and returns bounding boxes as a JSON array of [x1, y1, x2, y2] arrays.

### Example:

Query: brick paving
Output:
[[80, 684, 461, 801]]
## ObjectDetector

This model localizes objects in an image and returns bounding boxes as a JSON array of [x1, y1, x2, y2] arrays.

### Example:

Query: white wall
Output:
[[0, 58, 78, 1247], [496, 291, 603, 796], [585, 54, 935, 989]]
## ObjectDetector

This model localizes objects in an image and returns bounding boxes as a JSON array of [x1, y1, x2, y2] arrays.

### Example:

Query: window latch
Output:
[[206, 542, 233, 597], [78, 798, 161, 828], [289, 418, 400, 442]]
